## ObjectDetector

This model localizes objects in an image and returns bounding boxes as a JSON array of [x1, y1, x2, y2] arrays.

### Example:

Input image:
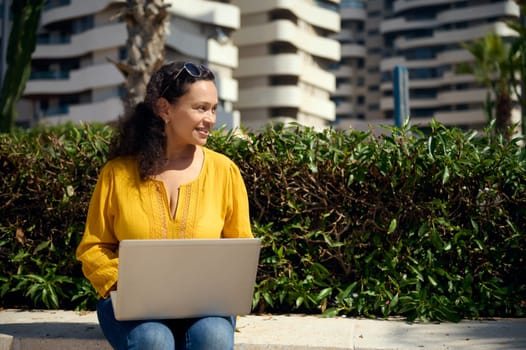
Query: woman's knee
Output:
[[128, 322, 175, 349], [186, 316, 235, 350]]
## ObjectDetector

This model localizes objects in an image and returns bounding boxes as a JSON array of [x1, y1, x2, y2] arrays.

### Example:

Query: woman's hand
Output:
[[103, 282, 118, 299]]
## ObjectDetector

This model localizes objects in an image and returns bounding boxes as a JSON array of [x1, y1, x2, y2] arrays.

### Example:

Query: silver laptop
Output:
[[110, 238, 261, 321]]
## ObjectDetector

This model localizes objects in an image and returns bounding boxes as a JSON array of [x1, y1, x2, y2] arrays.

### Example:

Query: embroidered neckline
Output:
[[155, 182, 168, 239]]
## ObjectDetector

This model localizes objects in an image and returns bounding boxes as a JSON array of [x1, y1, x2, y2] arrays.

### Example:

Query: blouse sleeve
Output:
[[222, 162, 253, 238], [76, 163, 119, 297]]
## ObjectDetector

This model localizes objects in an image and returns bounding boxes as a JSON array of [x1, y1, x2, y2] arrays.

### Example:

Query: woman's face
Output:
[[163, 80, 218, 148]]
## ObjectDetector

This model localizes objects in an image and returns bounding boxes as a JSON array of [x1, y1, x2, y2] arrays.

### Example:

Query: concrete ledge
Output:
[[1, 309, 526, 350], [0, 334, 13, 350], [0, 310, 109, 350]]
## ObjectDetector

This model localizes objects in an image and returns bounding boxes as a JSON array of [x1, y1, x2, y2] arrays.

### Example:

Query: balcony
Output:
[[233, 20, 340, 61], [438, 88, 486, 105], [393, 0, 465, 14], [168, 0, 240, 30], [437, 2, 519, 24], [341, 43, 366, 58], [41, 0, 124, 27], [232, 0, 340, 33], [30, 71, 70, 80], [340, 7, 366, 21], [331, 65, 353, 79], [39, 97, 123, 124], [36, 35, 71, 45], [165, 19, 238, 68], [44, 0, 71, 11], [25, 63, 124, 95], [334, 83, 352, 96], [237, 85, 335, 121], [43, 105, 69, 116], [433, 109, 486, 126], [381, 17, 437, 34], [335, 101, 353, 115], [33, 23, 126, 59], [236, 54, 335, 92], [394, 22, 515, 50]]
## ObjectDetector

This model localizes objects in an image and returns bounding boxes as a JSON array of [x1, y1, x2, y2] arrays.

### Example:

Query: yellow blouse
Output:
[[76, 147, 253, 297]]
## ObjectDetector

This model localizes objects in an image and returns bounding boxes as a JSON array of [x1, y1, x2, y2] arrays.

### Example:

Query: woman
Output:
[[76, 61, 253, 350]]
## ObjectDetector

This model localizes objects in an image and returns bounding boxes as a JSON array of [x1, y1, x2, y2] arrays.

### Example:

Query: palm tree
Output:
[[508, 1, 526, 136], [458, 33, 514, 141], [0, 0, 45, 133], [111, 0, 170, 112]]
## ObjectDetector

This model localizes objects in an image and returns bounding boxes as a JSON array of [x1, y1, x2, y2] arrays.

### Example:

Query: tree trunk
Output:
[[495, 87, 513, 141], [114, 0, 170, 112]]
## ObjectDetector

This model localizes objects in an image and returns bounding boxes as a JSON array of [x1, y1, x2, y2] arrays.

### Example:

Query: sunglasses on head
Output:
[[160, 62, 213, 98]]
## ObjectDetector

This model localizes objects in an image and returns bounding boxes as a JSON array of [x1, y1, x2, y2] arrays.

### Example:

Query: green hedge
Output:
[[1, 121, 525, 321]]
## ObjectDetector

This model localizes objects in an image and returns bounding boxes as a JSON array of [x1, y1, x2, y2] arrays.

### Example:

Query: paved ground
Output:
[[0, 309, 525, 350]]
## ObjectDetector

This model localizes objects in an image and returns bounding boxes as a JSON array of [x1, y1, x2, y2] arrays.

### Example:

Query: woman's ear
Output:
[[155, 97, 170, 122]]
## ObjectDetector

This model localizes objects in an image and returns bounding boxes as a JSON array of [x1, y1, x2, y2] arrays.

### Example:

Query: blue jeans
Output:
[[97, 297, 236, 350]]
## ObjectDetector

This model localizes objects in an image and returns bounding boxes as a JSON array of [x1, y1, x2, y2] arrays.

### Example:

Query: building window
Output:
[[412, 89, 437, 99], [270, 42, 297, 54], [315, 0, 339, 12], [406, 48, 435, 60], [340, 0, 365, 8], [119, 47, 128, 60], [409, 68, 437, 80], [271, 107, 297, 118], [356, 77, 364, 86], [271, 75, 298, 86], [270, 9, 295, 22], [332, 97, 346, 106], [73, 15, 94, 34], [44, 0, 70, 11], [118, 85, 127, 98], [411, 108, 436, 118], [357, 59, 364, 68]]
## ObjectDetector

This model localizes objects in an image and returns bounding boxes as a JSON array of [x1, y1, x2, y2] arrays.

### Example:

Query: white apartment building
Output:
[[2, 0, 241, 129], [2, 0, 521, 132], [231, 0, 341, 130], [330, 0, 366, 126], [3, 0, 340, 130], [332, 0, 522, 131]]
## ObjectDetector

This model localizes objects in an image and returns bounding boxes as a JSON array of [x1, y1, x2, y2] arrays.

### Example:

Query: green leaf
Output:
[[317, 287, 333, 301], [49, 288, 59, 309], [390, 293, 399, 308], [262, 292, 274, 307], [428, 275, 438, 287], [322, 307, 340, 317], [34, 241, 50, 254], [388, 219, 397, 234], [442, 166, 450, 184], [295, 296, 304, 308]]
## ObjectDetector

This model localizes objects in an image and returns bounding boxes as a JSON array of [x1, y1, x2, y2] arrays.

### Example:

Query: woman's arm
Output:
[[222, 162, 253, 238], [76, 164, 119, 298]]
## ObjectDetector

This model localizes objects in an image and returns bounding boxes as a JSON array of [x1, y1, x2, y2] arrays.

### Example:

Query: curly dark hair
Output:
[[107, 61, 216, 180]]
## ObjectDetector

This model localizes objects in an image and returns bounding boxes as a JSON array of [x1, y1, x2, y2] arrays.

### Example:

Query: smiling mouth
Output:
[[196, 127, 209, 136]]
